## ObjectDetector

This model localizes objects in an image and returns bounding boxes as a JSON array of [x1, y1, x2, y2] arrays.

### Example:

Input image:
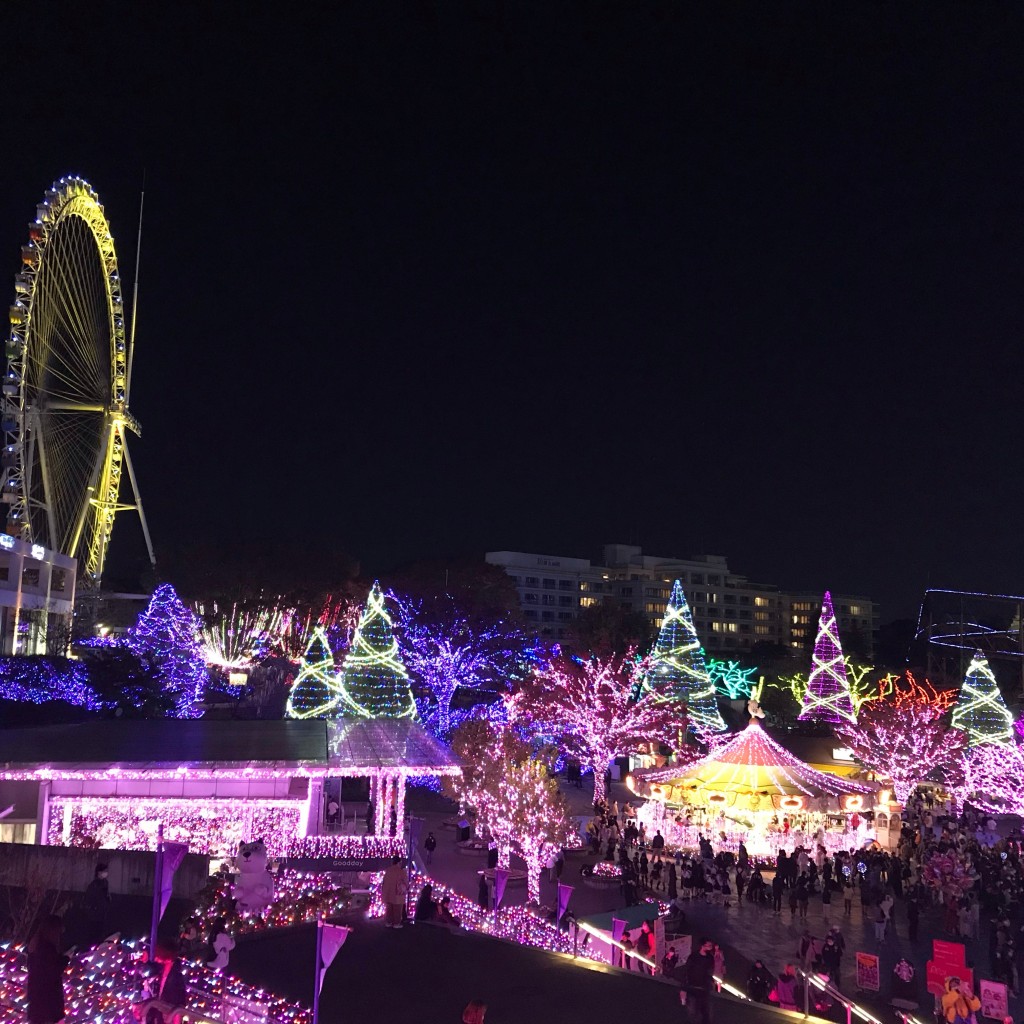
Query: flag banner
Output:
[[159, 842, 189, 920], [318, 924, 351, 994], [556, 883, 573, 923], [493, 868, 509, 908], [408, 817, 423, 852]]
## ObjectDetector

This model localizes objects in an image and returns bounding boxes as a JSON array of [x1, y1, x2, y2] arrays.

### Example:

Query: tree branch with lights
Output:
[[510, 650, 688, 805], [836, 676, 966, 804]]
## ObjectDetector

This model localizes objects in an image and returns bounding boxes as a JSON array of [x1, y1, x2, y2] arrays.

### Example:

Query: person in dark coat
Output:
[[81, 864, 110, 946], [413, 883, 438, 922], [684, 938, 715, 1024], [477, 873, 490, 911], [667, 862, 678, 901], [423, 832, 437, 865], [27, 914, 67, 1024], [746, 959, 774, 1003]]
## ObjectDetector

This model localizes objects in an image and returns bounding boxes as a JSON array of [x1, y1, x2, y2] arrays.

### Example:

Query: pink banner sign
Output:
[[493, 868, 509, 909], [556, 883, 573, 923], [159, 842, 189, 921]]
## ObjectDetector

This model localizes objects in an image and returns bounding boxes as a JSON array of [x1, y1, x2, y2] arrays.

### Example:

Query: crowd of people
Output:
[[584, 787, 1024, 1023]]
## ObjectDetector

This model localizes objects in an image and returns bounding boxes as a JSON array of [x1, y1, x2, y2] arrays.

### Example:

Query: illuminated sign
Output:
[[31, 544, 44, 560], [832, 747, 855, 762], [0, 535, 14, 550]]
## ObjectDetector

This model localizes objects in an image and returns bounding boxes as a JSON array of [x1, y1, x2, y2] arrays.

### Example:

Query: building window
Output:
[[524, 610, 538, 620], [691, 574, 704, 584], [850, 604, 863, 615], [724, 594, 736, 604], [558, 611, 573, 621], [543, 579, 556, 590], [754, 597, 771, 607], [707, 575, 721, 586], [579, 596, 600, 608], [558, 579, 574, 591], [620, 587, 633, 597], [755, 625, 770, 636], [541, 594, 556, 606], [51, 569, 66, 592], [524, 593, 538, 604], [525, 576, 539, 587], [739, 595, 751, 605], [558, 596, 574, 607], [22, 567, 39, 587], [542, 611, 554, 621]]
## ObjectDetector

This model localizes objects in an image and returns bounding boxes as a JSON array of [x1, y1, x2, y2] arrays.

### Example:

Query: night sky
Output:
[[3, 3, 1023, 620]]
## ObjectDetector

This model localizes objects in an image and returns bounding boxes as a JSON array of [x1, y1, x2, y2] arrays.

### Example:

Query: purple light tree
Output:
[[127, 584, 207, 718], [798, 591, 856, 724]]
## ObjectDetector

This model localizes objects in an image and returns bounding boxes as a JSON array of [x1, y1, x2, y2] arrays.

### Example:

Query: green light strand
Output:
[[952, 653, 1013, 747]]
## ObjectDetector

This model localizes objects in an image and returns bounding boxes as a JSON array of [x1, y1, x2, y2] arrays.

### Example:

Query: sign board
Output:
[[927, 961, 973, 998], [933, 940, 967, 967], [979, 979, 1009, 1021], [222, 994, 270, 1024], [855, 952, 880, 992], [285, 855, 391, 873]]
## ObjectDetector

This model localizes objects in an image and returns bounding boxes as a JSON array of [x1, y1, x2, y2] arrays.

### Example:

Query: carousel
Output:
[[628, 703, 879, 858]]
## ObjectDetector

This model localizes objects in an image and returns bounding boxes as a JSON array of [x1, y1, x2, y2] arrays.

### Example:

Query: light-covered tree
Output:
[[511, 650, 688, 804], [836, 677, 966, 803]]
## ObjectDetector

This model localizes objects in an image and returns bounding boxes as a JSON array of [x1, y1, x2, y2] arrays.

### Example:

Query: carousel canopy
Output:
[[635, 720, 874, 799]]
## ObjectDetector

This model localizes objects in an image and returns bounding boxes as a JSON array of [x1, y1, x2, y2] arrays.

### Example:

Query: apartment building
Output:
[[485, 544, 876, 657]]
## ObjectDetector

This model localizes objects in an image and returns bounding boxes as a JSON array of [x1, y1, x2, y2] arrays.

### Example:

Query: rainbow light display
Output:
[[0, 935, 309, 1024], [337, 582, 417, 719], [798, 591, 856, 724], [196, 599, 286, 670], [286, 626, 341, 719], [642, 580, 724, 732], [951, 651, 1014, 747], [46, 796, 304, 858]]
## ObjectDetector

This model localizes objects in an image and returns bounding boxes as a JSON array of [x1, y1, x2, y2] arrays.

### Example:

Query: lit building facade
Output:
[[486, 544, 876, 657], [0, 532, 76, 655]]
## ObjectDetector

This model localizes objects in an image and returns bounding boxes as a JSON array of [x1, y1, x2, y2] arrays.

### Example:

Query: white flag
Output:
[[318, 924, 351, 994]]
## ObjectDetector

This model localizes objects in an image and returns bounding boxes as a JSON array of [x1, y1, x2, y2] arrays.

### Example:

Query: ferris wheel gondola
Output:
[[3, 176, 154, 586]]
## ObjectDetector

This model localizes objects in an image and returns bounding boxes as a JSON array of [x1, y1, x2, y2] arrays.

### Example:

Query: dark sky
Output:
[[3, 2, 1024, 620]]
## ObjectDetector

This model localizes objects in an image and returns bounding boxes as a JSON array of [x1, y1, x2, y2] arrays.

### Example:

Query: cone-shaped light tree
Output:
[[285, 627, 341, 719], [952, 652, 1014, 747], [511, 649, 690, 804], [337, 582, 417, 718], [127, 583, 207, 718], [798, 591, 856, 724], [640, 580, 724, 733]]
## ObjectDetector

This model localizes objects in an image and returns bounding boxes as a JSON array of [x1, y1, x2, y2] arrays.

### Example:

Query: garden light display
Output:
[[0, 935, 309, 1024], [707, 659, 760, 700], [837, 681, 966, 804], [286, 627, 342, 719], [46, 796, 304, 858], [0, 657, 100, 707], [798, 591, 856, 724], [127, 584, 207, 718], [960, 741, 1024, 815], [639, 580, 724, 732], [337, 582, 417, 719], [511, 649, 688, 803], [951, 651, 1014, 747]]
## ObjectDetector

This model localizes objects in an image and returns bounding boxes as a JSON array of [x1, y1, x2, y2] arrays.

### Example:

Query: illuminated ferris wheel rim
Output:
[[4, 175, 136, 584]]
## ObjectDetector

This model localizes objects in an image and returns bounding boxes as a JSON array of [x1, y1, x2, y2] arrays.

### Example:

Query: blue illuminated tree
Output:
[[640, 580, 724, 733], [127, 584, 207, 718], [336, 582, 417, 718]]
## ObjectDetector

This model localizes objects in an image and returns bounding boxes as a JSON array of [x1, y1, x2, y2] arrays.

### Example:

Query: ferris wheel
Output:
[[3, 176, 155, 587]]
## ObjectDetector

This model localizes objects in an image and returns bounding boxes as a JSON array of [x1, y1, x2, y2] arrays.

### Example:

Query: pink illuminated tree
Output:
[[960, 742, 1024, 815], [511, 651, 688, 805], [836, 679, 966, 804], [447, 723, 576, 901], [799, 591, 856, 724]]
